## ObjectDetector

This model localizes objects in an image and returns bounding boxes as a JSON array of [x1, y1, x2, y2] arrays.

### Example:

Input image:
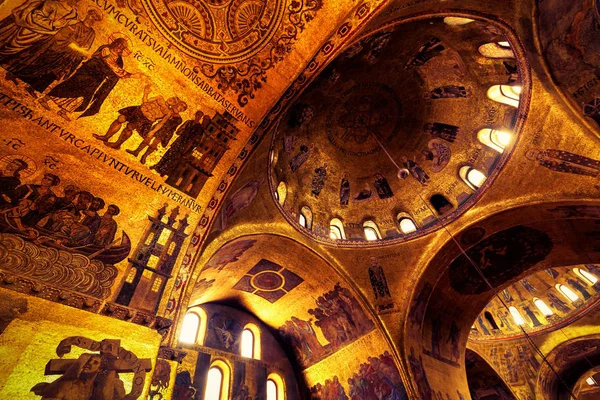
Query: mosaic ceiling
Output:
[[269, 17, 527, 245]]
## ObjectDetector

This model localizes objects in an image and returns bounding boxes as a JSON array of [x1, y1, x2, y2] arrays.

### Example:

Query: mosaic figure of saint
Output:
[[405, 37, 445, 69], [368, 257, 390, 299], [402, 156, 430, 185], [39, 37, 133, 120], [5, 9, 101, 98], [0, 0, 79, 64], [94, 84, 179, 150], [526, 149, 600, 177], [339, 176, 350, 206], [373, 173, 393, 199], [421, 139, 451, 173], [523, 306, 542, 327], [311, 165, 327, 197], [0, 158, 29, 206], [153, 110, 206, 177], [424, 122, 460, 143], [547, 292, 571, 314], [567, 278, 591, 299], [354, 182, 372, 201], [289, 145, 309, 172]]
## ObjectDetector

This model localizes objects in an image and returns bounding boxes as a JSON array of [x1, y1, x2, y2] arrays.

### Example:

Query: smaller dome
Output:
[[469, 265, 600, 341]]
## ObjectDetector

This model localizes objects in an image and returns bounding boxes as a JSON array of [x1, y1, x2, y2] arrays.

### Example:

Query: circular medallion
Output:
[[250, 271, 284, 291], [141, 0, 286, 63], [326, 82, 402, 157]]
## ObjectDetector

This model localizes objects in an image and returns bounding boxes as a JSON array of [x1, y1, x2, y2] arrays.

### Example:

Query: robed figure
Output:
[[40, 37, 131, 118]]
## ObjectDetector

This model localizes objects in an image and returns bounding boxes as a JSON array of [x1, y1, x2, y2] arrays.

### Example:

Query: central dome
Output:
[[269, 16, 527, 245]]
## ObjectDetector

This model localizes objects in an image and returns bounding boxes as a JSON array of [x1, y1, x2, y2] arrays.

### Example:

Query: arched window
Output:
[[329, 218, 346, 240], [276, 182, 287, 206], [484, 311, 499, 330], [241, 329, 254, 358], [205, 367, 223, 400], [363, 220, 382, 241], [180, 307, 208, 345], [574, 268, 599, 285], [205, 360, 231, 400], [240, 323, 261, 359], [443, 17, 475, 26], [459, 166, 487, 190], [509, 306, 526, 326], [430, 194, 454, 215], [487, 85, 521, 108], [556, 284, 580, 302], [397, 213, 417, 234], [267, 373, 285, 400], [299, 206, 313, 230], [180, 313, 200, 344], [477, 128, 513, 153], [533, 298, 554, 317], [478, 42, 515, 58]]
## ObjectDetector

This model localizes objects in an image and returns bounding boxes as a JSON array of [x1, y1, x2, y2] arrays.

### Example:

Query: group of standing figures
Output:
[[0, 0, 212, 174]]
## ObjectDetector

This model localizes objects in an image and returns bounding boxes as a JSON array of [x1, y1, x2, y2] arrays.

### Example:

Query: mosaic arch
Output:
[[268, 15, 531, 246]]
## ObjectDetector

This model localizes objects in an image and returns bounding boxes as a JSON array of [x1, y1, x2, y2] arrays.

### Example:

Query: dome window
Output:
[[459, 166, 487, 190], [397, 213, 417, 234], [430, 194, 454, 215], [329, 218, 346, 240], [574, 268, 598, 285], [443, 17, 475, 26], [363, 220, 382, 241], [556, 284, 580, 303], [487, 85, 521, 108], [299, 206, 313, 230], [509, 306, 526, 326], [477, 128, 512, 153], [533, 298, 554, 317]]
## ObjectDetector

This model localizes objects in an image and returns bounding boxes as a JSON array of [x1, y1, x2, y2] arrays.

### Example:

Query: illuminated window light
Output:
[[205, 367, 223, 400], [241, 329, 254, 358], [498, 41, 511, 48], [556, 284, 580, 303], [574, 268, 598, 285], [399, 217, 417, 234], [509, 306, 526, 325], [364, 227, 379, 241], [180, 313, 200, 344], [267, 380, 278, 400], [299, 213, 306, 228], [363, 221, 382, 241], [267, 373, 285, 400], [533, 298, 554, 317], [587, 377, 597, 386], [300, 206, 312, 230], [459, 166, 487, 190], [487, 85, 521, 108], [329, 218, 346, 240], [443, 17, 475, 26], [477, 129, 513, 153]]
